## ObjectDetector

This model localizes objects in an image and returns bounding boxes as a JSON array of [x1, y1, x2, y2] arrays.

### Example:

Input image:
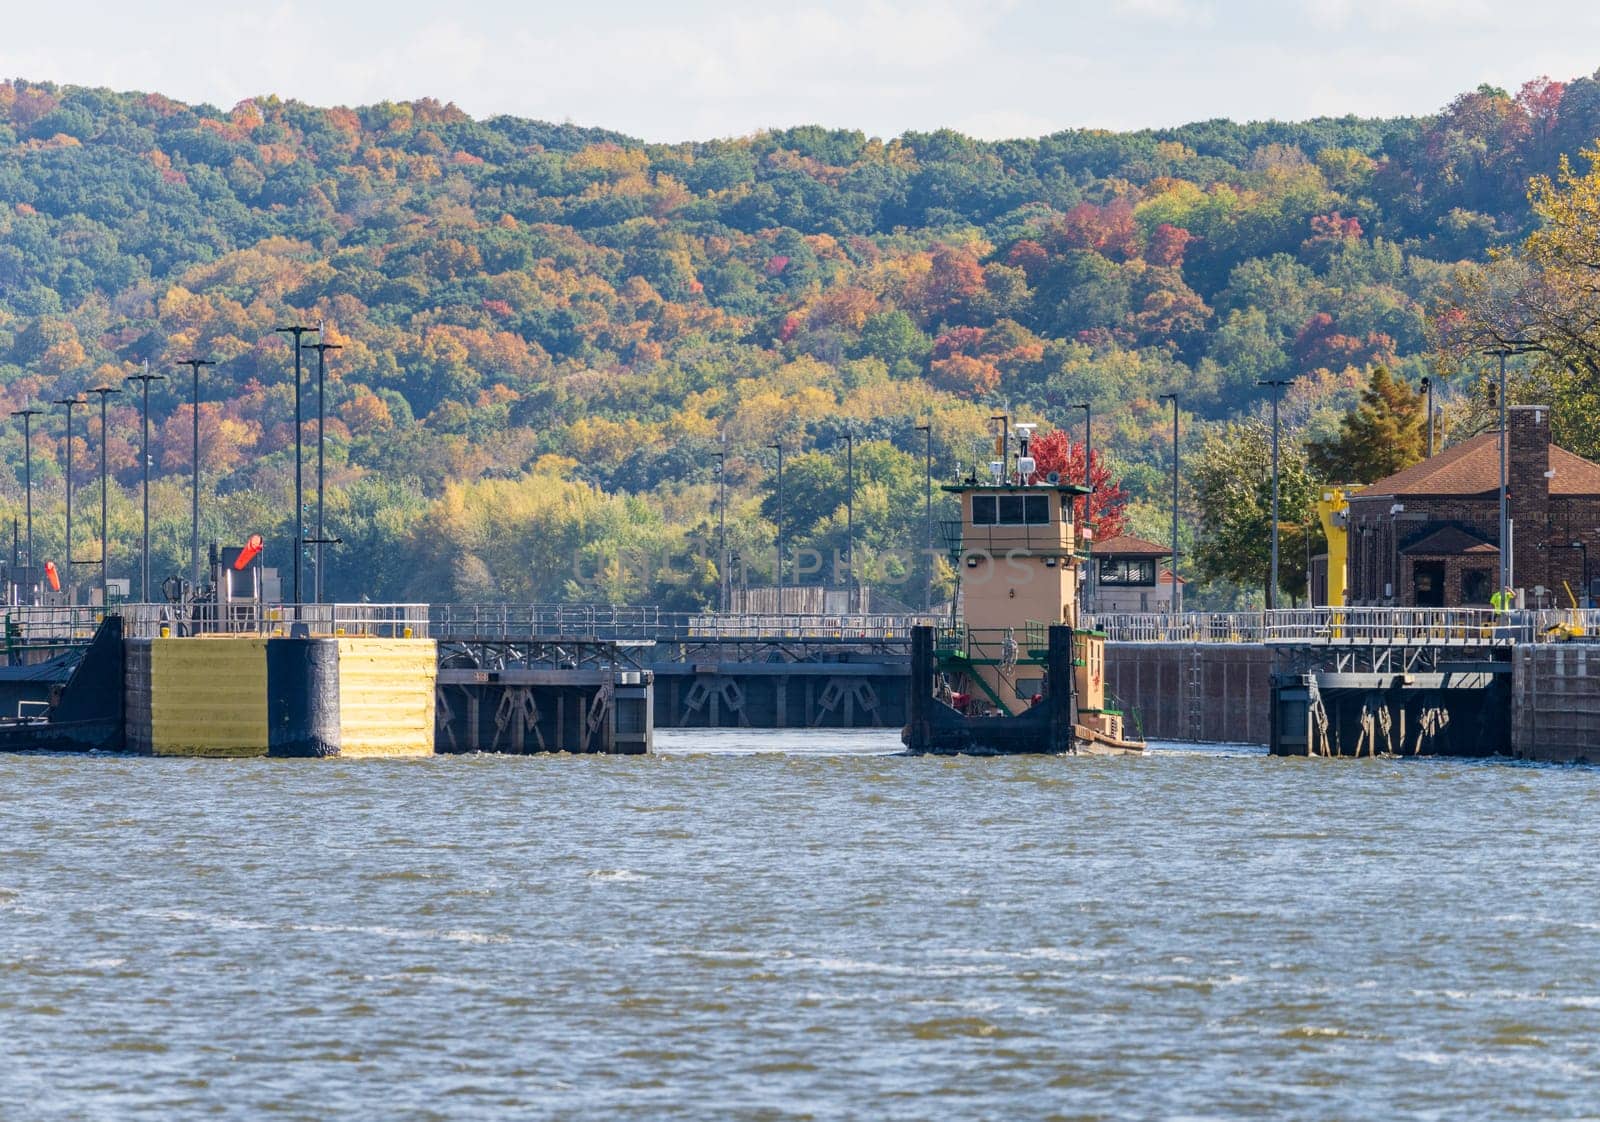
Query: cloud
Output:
[[1112, 0, 1215, 25]]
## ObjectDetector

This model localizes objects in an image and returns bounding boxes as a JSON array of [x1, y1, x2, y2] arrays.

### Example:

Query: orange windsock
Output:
[[44, 561, 60, 592], [234, 534, 263, 571]]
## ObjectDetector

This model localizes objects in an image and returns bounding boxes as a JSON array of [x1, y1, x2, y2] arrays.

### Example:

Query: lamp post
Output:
[[301, 337, 342, 603], [914, 423, 932, 611], [125, 367, 166, 604], [844, 429, 855, 613], [1420, 376, 1435, 457], [769, 441, 784, 613], [51, 396, 87, 604], [1158, 393, 1181, 613], [275, 323, 319, 609], [1495, 349, 1510, 597], [1258, 378, 1295, 610], [10, 407, 42, 601], [1072, 402, 1092, 492], [88, 385, 121, 605], [176, 358, 215, 592], [1573, 541, 1591, 608], [711, 446, 726, 613]]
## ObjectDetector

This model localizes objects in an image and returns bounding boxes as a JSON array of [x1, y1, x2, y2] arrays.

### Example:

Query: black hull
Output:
[[903, 625, 1078, 756], [902, 704, 1070, 756], [0, 718, 123, 754], [0, 617, 125, 754]]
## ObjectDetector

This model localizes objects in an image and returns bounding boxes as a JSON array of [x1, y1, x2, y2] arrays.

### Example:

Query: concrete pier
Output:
[[1512, 644, 1600, 763], [126, 635, 437, 757]]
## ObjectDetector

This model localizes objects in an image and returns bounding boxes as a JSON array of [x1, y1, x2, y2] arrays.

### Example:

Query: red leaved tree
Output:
[[1024, 428, 1128, 538]]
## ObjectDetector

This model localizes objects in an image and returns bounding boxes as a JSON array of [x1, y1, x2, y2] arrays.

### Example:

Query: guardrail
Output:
[[429, 604, 944, 642], [118, 602, 430, 640], [1086, 608, 1527, 645], [9, 602, 1600, 648], [431, 603, 675, 641], [1082, 611, 1269, 643], [684, 613, 943, 640]]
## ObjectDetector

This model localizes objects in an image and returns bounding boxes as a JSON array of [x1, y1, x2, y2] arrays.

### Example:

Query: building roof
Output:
[[1354, 431, 1600, 499], [1093, 534, 1172, 557], [1400, 526, 1499, 557]]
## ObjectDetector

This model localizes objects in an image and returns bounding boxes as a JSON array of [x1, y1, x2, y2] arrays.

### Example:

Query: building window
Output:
[[972, 495, 996, 524], [1098, 558, 1157, 586], [1461, 568, 1493, 605]]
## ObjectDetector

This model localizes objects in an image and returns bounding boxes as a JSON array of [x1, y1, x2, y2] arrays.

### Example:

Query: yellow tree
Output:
[[1435, 144, 1600, 455]]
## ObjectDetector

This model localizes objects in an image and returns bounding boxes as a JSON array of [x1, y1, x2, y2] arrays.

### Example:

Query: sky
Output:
[[4, 1, 1600, 141]]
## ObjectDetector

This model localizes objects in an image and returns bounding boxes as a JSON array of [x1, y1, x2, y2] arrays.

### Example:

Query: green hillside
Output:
[[0, 72, 1595, 607]]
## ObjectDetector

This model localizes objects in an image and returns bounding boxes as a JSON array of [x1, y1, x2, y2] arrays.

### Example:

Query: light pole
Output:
[[275, 323, 319, 609], [176, 358, 216, 592], [1495, 350, 1510, 597], [52, 396, 87, 604], [10, 407, 42, 601], [88, 385, 121, 605], [1158, 393, 1181, 614], [711, 446, 726, 613], [1258, 378, 1294, 610], [1573, 541, 1591, 608], [844, 429, 855, 613], [126, 367, 166, 604], [301, 337, 342, 603], [769, 441, 784, 613], [914, 423, 932, 611], [1072, 402, 1092, 491], [1420, 376, 1435, 457]]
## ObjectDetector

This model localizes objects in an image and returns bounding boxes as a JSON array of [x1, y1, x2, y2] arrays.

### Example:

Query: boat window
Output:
[[973, 492, 1058, 525]]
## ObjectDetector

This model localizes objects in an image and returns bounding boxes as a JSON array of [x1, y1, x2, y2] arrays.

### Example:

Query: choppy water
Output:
[[3, 733, 1599, 1120]]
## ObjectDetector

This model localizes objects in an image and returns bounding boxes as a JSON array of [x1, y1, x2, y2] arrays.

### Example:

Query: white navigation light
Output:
[[989, 460, 1005, 483], [1017, 456, 1037, 477]]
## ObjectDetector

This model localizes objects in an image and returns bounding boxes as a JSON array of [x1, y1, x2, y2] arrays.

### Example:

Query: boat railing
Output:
[[0, 605, 108, 644]]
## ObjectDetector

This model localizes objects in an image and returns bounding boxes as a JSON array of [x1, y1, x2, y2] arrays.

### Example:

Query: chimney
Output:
[[1508, 405, 1550, 592]]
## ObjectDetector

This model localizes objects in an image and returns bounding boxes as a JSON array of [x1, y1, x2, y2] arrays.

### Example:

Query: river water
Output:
[[3, 733, 1598, 1120]]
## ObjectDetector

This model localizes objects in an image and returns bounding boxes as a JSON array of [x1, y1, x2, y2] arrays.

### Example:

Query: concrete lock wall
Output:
[[124, 636, 436, 758], [1103, 643, 1275, 745], [125, 637, 271, 757], [335, 638, 437, 758], [1512, 644, 1600, 763]]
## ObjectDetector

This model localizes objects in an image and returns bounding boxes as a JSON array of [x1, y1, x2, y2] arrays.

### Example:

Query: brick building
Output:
[[1345, 405, 1600, 608]]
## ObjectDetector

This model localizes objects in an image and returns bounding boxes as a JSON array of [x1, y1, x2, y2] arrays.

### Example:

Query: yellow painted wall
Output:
[[149, 638, 269, 757], [336, 639, 437, 758]]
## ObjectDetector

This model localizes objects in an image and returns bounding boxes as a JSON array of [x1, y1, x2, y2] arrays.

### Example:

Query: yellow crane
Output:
[[1316, 489, 1349, 607]]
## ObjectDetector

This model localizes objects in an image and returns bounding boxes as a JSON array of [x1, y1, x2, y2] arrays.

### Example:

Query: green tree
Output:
[[1306, 365, 1426, 484], [1193, 418, 1320, 605]]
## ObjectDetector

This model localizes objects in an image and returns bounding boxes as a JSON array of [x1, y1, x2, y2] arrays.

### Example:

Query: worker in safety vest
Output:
[[1490, 587, 1514, 614]]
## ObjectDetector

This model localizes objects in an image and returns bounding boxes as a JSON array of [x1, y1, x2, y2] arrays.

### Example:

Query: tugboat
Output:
[[903, 423, 1145, 756]]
